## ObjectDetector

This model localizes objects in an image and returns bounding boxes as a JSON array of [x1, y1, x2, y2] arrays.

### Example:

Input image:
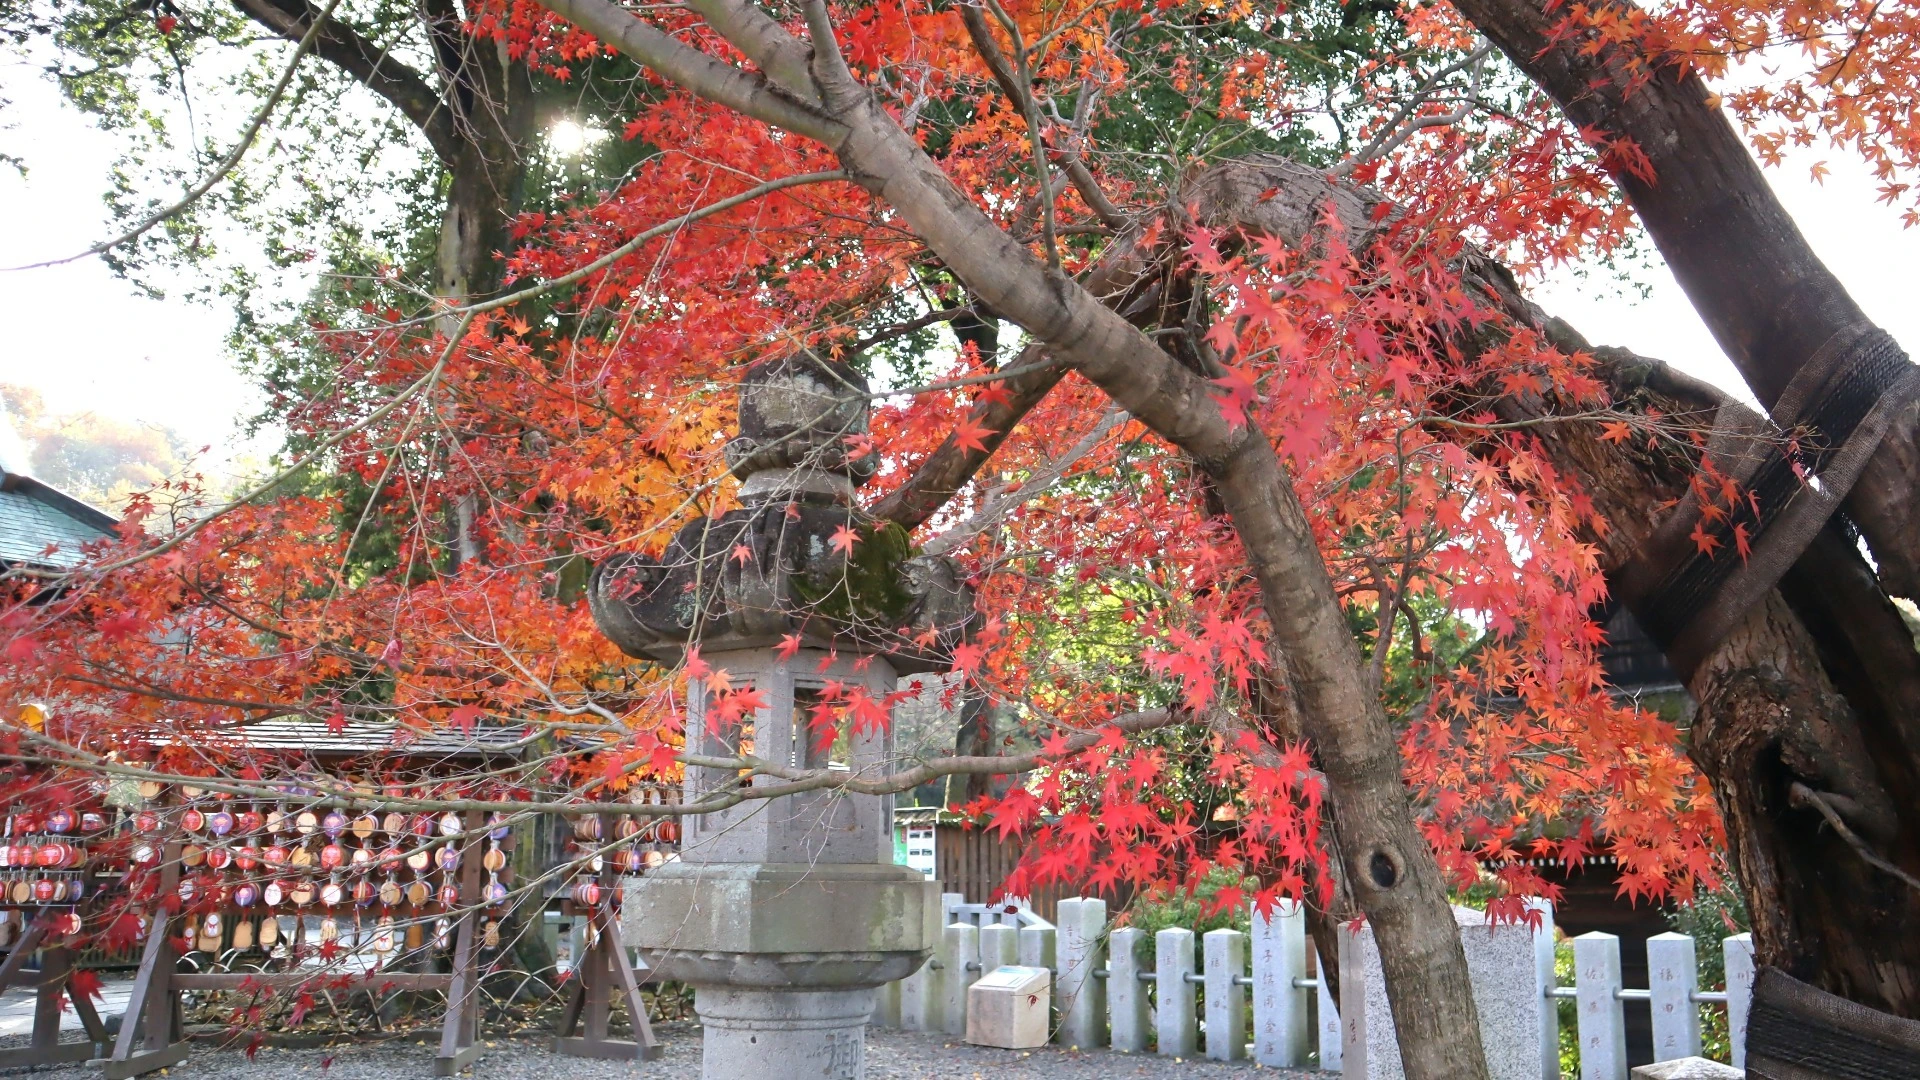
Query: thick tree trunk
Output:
[[431, 39, 537, 303], [1485, 326, 1920, 1017], [1198, 156, 1920, 1017], [1449, 0, 1920, 603]]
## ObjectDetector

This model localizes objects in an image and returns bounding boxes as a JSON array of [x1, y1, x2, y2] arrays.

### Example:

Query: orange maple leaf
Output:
[[1688, 520, 1722, 556], [829, 524, 859, 555]]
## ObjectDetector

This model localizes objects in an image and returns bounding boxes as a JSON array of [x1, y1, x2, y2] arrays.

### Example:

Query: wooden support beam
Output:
[[94, 1039, 190, 1080]]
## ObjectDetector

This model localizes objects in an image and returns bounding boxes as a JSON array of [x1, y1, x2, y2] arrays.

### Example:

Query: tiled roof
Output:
[[184, 718, 535, 760], [0, 473, 117, 569]]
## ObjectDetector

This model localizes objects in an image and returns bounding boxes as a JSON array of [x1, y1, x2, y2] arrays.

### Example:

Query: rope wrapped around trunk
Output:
[[1747, 965, 1920, 1079], [1615, 324, 1920, 677]]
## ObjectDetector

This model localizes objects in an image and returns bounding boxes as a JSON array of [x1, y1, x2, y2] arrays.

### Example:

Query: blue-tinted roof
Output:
[[0, 473, 117, 569]]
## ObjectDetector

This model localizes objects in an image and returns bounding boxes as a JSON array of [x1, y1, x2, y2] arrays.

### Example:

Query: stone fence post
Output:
[[1155, 926, 1197, 1057], [939, 922, 979, 1036], [1054, 897, 1107, 1049], [1725, 933, 1754, 1071], [1646, 932, 1701, 1062], [900, 950, 932, 1031], [874, 979, 902, 1028], [980, 923, 1018, 973], [1527, 898, 1558, 1080], [1018, 924, 1055, 971], [1317, 952, 1342, 1071], [1204, 928, 1248, 1061], [1341, 905, 1552, 1079], [1573, 932, 1627, 1080], [1108, 927, 1149, 1052], [1251, 899, 1310, 1067]]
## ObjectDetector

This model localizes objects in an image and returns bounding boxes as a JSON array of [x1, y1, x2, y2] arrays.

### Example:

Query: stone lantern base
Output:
[[695, 986, 879, 1079], [623, 862, 938, 1080]]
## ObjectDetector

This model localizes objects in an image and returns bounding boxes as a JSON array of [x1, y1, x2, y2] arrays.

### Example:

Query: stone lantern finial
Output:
[[587, 347, 975, 667]]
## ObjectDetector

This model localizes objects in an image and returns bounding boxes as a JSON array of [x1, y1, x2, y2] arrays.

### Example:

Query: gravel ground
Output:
[[0, 1023, 1320, 1078]]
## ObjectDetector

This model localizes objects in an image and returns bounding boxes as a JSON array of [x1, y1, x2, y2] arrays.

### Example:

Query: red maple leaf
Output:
[[67, 968, 104, 1004], [974, 383, 1013, 407], [949, 642, 985, 675], [1209, 365, 1259, 428], [829, 524, 859, 555], [951, 416, 997, 454], [97, 612, 145, 642], [448, 705, 484, 734]]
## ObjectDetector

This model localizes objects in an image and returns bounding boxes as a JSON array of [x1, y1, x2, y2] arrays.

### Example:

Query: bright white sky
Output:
[[3, 53, 1917, 491]]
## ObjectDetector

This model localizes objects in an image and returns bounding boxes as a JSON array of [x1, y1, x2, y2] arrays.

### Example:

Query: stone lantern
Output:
[[588, 349, 974, 1080]]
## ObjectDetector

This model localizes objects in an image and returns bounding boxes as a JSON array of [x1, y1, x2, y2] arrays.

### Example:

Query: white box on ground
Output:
[[1629, 1058, 1744, 1080], [964, 965, 1052, 1049]]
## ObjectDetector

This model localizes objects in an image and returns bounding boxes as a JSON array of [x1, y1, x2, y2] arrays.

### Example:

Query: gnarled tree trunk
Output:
[[1194, 155, 1920, 1019], [1442, 0, 1920, 1019], [1448, 0, 1920, 600]]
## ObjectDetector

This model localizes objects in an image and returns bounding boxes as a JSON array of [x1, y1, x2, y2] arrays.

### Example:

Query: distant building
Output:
[[0, 468, 117, 573], [1598, 605, 1693, 721]]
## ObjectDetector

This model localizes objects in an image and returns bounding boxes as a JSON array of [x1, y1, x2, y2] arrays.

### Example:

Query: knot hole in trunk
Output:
[[1363, 845, 1402, 891]]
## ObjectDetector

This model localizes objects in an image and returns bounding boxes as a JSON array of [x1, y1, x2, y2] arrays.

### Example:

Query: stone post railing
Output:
[[873, 896, 1754, 1078]]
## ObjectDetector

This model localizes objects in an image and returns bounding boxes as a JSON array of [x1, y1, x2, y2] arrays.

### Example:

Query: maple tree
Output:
[[6, 0, 1920, 1070]]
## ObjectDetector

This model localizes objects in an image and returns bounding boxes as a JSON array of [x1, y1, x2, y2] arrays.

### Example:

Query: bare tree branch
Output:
[[4, 0, 344, 271]]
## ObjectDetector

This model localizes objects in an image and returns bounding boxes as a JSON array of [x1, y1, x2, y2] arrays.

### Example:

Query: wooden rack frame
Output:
[[105, 813, 488, 1079], [553, 898, 659, 1061], [0, 918, 110, 1069]]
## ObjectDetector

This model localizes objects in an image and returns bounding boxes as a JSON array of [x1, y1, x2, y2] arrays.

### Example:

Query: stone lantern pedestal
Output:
[[629, 861, 935, 1077], [622, 644, 939, 1080], [587, 349, 972, 1080]]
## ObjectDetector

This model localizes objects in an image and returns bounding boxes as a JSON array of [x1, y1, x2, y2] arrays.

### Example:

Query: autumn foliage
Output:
[[20, 0, 1891, 940]]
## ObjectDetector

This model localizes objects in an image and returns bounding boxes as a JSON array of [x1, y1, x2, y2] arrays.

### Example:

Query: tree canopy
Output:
[[6, 0, 1920, 1073]]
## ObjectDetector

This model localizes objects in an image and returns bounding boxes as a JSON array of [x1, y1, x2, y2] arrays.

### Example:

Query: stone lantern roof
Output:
[[587, 348, 977, 672]]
